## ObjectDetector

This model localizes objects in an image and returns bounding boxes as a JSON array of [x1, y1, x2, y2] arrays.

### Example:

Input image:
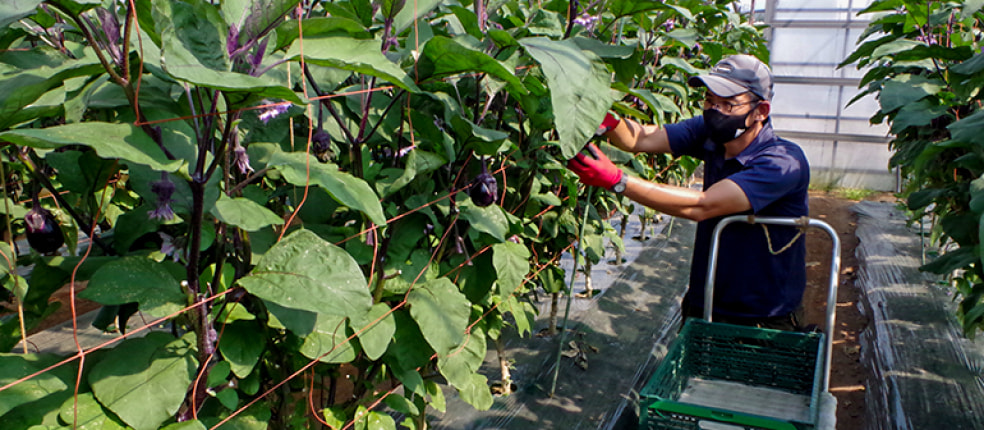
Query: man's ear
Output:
[[753, 101, 771, 122]]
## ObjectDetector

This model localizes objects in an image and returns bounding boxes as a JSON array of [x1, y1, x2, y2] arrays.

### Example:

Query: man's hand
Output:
[[567, 143, 623, 190], [596, 112, 620, 136]]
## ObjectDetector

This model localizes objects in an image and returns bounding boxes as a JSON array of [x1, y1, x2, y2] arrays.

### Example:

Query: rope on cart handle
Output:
[[751, 215, 810, 255]]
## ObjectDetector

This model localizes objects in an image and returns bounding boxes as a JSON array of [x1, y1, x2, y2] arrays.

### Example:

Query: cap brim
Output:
[[687, 75, 748, 98]]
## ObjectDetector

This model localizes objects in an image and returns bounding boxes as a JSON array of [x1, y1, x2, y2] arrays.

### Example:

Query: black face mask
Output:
[[703, 106, 757, 145]]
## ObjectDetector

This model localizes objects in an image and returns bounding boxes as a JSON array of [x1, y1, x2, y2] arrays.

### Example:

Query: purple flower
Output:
[[258, 100, 290, 124], [95, 8, 122, 65], [251, 37, 269, 74], [574, 13, 599, 32], [227, 25, 240, 57], [916, 33, 938, 45], [662, 19, 676, 32], [159, 232, 182, 262], [397, 144, 416, 158], [233, 143, 253, 175], [148, 173, 175, 221]]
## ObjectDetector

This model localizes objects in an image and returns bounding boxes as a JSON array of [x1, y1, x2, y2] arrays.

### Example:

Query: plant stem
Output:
[[549, 187, 593, 397], [496, 336, 512, 395], [547, 292, 559, 335]]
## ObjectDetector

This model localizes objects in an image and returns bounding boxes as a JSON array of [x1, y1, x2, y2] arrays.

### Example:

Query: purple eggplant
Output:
[[25, 204, 64, 254], [469, 158, 498, 207]]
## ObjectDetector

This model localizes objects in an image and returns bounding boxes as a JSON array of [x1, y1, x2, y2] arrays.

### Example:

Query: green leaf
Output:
[[210, 194, 284, 232], [572, 37, 635, 59], [520, 37, 614, 159], [437, 327, 492, 410], [666, 28, 698, 48], [219, 321, 265, 378], [889, 99, 947, 134], [384, 149, 447, 197], [949, 110, 984, 146], [154, 0, 303, 105], [300, 313, 357, 363], [322, 407, 347, 429], [952, 51, 984, 75], [238, 229, 372, 318], [500, 294, 536, 337], [608, 0, 665, 17], [425, 379, 446, 413], [391, 0, 441, 34], [879, 75, 942, 112], [0, 1, 43, 30], [408, 278, 470, 357], [630, 88, 682, 118], [267, 148, 386, 225], [357, 410, 396, 430], [971, 176, 984, 214], [273, 16, 370, 51], [57, 392, 127, 430], [980, 213, 984, 270], [963, 0, 984, 19], [0, 123, 182, 172], [492, 242, 530, 301], [90, 333, 197, 430], [537, 264, 566, 294], [383, 394, 419, 416], [0, 353, 70, 417], [416, 36, 527, 95], [870, 39, 922, 59], [45, 0, 101, 16], [921, 247, 976, 274], [236, 0, 301, 48], [354, 303, 396, 360], [162, 420, 207, 430], [77, 257, 185, 318], [458, 198, 509, 241], [449, 116, 510, 156], [285, 37, 419, 92]]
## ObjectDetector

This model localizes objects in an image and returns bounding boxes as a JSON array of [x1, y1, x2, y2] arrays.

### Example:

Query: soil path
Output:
[[804, 191, 894, 430]]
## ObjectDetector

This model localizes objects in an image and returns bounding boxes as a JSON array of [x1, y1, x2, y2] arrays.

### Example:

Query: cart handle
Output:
[[703, 215, 840, 392]]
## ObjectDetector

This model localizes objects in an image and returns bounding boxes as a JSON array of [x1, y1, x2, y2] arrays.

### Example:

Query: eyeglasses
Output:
[[702, 94, 759, 114]]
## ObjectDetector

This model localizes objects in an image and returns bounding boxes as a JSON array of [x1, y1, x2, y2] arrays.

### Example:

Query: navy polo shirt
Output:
[[666, 117, 810, 318]]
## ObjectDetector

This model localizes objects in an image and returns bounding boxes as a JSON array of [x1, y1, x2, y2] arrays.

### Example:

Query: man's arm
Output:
[[622, 176, 751, 222], [605, 116, 673, 154]]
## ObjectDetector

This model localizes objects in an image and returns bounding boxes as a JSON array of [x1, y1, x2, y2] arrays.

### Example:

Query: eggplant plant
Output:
[[0, 0, 765, 429], [842, 0, 984, 337]]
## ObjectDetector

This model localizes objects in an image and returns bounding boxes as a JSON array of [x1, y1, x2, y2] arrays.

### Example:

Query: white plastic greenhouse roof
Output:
[[740, 0, 895, 191]]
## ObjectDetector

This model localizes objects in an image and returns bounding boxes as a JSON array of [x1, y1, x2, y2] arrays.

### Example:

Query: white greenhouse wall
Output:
[[740, 0, 896, 191]]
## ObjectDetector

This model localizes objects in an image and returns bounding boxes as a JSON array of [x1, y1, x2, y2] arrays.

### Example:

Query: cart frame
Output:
[[640, 215, 841, 430], [703, 215, 840, 391]]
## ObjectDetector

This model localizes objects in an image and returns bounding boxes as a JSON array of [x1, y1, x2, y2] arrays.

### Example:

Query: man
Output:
[[568, 55, 810, 330]]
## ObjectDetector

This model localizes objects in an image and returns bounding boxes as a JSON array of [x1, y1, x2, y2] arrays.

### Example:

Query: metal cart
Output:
[[640, 215, 840, 430]]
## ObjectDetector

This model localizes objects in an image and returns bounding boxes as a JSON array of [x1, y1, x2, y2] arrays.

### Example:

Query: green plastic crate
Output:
[[640, 319, 825, 430]]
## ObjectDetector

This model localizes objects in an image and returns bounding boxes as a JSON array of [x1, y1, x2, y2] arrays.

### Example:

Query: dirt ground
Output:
[[803, 191, 895, 430]]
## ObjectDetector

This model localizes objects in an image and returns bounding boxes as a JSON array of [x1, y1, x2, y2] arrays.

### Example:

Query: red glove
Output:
[[567, 143, 623, 190], [596, 112, 621, 136]]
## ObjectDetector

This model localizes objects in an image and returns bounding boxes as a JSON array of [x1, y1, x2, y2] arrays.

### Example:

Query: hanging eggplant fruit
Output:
[[469, 157, 498, 207], [25, 192, 64, 254]]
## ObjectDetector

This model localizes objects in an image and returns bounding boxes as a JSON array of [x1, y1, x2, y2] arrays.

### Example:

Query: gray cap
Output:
[[688, 55, 773, 101]]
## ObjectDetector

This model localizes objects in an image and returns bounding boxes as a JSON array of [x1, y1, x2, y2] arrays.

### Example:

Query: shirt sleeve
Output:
[[666, 116, 707, 159], [728, 144, 807, 213]]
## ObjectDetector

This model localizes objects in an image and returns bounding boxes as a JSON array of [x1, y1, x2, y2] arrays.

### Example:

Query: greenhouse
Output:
[[1, 1, 983, 430]]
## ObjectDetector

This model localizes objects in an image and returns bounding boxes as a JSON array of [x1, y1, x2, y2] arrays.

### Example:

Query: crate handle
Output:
[[710, 410, 734, 419]]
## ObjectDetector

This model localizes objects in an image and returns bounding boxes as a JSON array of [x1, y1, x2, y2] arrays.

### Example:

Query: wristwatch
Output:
[[610, 173, 628, 194]]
